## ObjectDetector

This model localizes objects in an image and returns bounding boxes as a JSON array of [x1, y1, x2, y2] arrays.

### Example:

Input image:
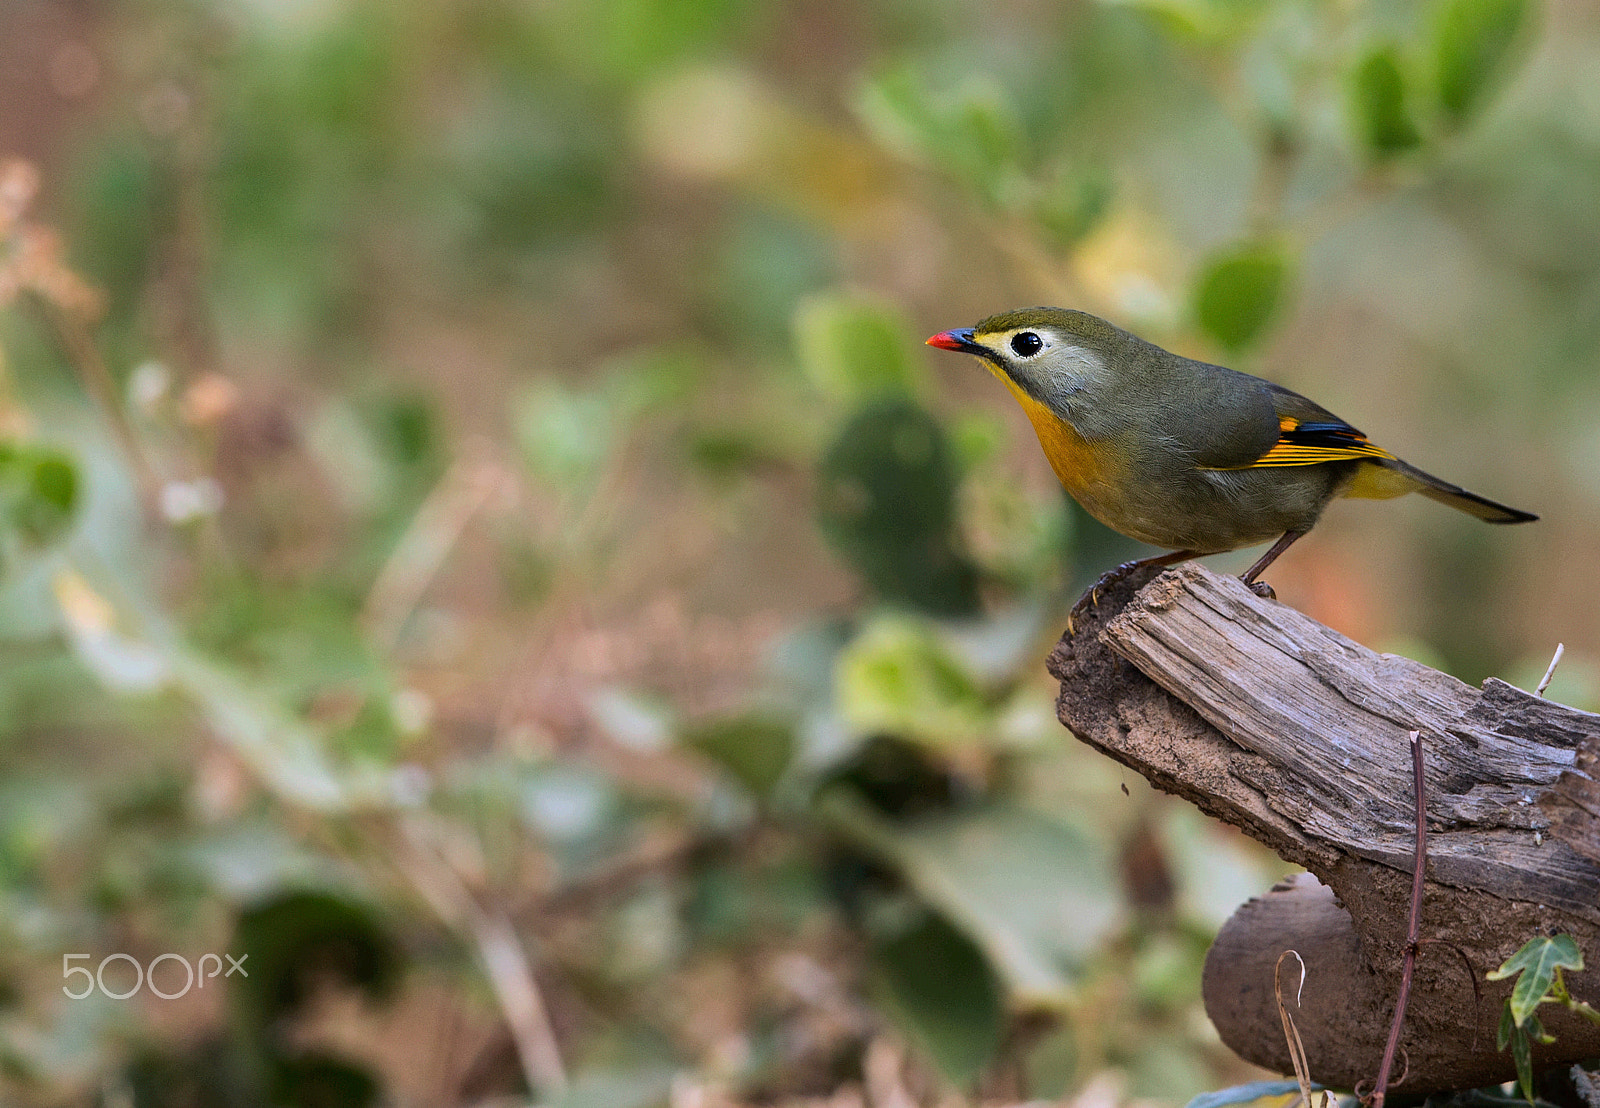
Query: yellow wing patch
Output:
[[1204, 415, 1396, 471], [1247, 439, 1395, 467]]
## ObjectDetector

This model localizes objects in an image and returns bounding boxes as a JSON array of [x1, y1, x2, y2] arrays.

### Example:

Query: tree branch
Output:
[[1048, 563, 1600, 1093]]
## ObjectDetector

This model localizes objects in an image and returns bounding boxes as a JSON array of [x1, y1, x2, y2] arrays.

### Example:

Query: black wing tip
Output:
[[1466, 495, 1538, 523], [1488, 507, 1539, 524]]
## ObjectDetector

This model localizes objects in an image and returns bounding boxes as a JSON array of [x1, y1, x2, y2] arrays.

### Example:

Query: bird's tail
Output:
[[1371, 458, 1538, 523]]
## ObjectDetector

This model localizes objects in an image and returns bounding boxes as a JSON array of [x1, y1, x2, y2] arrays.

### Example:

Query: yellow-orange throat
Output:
[[986, 364, 1124, 495]]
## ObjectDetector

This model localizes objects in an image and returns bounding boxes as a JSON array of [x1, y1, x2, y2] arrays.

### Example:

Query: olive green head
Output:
[[926, 307, 1136, 417]]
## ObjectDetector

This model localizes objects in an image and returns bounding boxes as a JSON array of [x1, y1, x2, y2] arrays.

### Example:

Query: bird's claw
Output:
[[1246, 579, 1276, 600], [1067, 560, 1143, 636]]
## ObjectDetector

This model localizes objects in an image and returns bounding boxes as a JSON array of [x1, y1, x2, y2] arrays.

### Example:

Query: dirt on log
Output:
[[1047, 563, 1600, 1094]]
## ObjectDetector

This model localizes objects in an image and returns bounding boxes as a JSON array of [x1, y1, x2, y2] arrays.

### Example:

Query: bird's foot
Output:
[[1067, 560, 1146, 635], [1244, 577, 1276, 600]]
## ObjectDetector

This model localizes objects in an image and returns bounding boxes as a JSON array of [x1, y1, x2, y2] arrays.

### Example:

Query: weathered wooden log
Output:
[[1047, 563, 1600, 1093]]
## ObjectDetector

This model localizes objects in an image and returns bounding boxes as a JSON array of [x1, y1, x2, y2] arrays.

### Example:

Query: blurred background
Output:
[[1, 0, 1597, 1104]]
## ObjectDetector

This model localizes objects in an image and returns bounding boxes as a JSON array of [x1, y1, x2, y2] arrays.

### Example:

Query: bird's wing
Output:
[[1203, 384, 1394, 470]]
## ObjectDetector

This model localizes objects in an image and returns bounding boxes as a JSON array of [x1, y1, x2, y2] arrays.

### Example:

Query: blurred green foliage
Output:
[[0, 443, 79, 556], [818, 398, 982, 617], [0, 0, 1594, 1104], [870, 910, 1004, 1085], [1192, 243, 1291, 352], [1434, 0, 1531, 125], [1350, 46, 1424, 158]]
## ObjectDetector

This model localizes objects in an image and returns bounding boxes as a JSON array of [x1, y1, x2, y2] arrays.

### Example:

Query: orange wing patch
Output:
[[1207, 415, 1395, 471]]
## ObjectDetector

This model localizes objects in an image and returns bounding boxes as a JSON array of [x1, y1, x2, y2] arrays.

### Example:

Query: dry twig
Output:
[[399, 815, 568, 1097], [1275, 950, 1315, 1102], [362, 452, 509, 651], [1366, 730, 1427, 1106], [1538, 643, 1567, 698]]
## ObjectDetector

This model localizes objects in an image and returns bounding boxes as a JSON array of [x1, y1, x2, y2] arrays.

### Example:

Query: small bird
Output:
[[927, 307, 1536, 604]]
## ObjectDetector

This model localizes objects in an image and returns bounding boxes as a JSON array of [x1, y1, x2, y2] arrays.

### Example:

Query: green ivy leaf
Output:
[[1526, 1009, 1555, 1044], [870, 910, 1004, 1084], [1193, 243, 1291, 351], [1488, 933, 1584, 1027], [1509, 1011, 1534, 1101], [1350, 45, 1423, 158], [1495, 1001, 1552, 1103], [1433, 0, 1529, 126]]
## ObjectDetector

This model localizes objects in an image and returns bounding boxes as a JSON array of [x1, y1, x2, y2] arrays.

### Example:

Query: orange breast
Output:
[[993, 372, 1126, 500]]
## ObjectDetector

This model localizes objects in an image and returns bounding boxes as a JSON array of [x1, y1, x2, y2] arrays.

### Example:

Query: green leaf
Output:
[[1510, 1016, 1534, 1102], [941, 78, 1023, 204], [1525, 1009, 1555, 1044], [1489, 933, 1585, 980], [232, 889, 400, 1029], [66, 139, 164, 322], [1126, 1035, 1213, 1100], [854, 66, 945, 165], [0, 447, 80, 548], [270, 1052, 381, 1108], [1158, 806, 1284, 931], [1493, 1004, 1552, 1103], [821, 790, 1119, 1005], [683, 713, 795, 799], [518, 766, 620, 847], [1099, 0, 1270, 45], [29, 453, 79, 513], [793, 292, 924, 402], [1193, 242, 1291, 351], [167, 650, 354, 809], [1350, 46, 1423, 157], [853, 68, 1022, 207], [1033, 170, 1112, 251], [1021, 1024, 1078, 1099], [870, 910, 1004, 1084], [513, 382, 614, 489], [1433, 0, 1529, 126], [815, 399, 981, 616], [1488, 934, 1584, 1027], [835, 618, 989, 747], [551, 1064, 677, 1108]]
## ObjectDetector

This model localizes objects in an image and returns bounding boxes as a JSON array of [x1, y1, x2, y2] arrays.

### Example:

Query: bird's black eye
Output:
[[1010, 331, 1043, 357]]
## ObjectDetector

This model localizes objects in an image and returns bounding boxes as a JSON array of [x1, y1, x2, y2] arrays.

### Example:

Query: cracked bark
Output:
[[1048, 563, 1600, 1093]]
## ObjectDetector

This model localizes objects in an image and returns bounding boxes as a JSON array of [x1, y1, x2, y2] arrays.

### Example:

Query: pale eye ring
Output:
[[1010, 331, 1043, 357]]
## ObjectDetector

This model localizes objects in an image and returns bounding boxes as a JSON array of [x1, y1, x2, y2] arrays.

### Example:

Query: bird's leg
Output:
[[1068, 549, 1199, 634], [1238, 530, 1306, 600]]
